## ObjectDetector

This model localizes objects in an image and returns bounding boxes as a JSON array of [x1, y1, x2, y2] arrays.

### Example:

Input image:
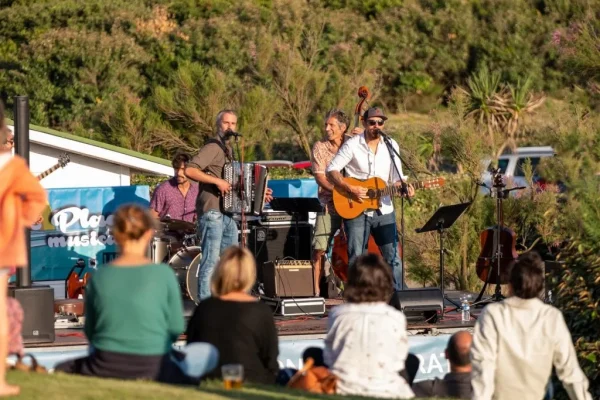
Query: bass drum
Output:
[[169, 246, 202, 303]]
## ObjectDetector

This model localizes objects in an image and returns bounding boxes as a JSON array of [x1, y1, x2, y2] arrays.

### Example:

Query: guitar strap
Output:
[[205, 137, 233, 163]]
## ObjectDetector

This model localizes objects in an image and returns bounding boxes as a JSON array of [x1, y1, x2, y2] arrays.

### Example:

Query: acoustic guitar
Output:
[[37, 153, 70, 181], [333, 176, 445, 219]]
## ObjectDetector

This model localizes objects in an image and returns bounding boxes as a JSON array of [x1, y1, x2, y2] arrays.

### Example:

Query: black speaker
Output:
[[389, 288, 444, 323], [250, 223, 312, 269], [9, 286, 55, 344]]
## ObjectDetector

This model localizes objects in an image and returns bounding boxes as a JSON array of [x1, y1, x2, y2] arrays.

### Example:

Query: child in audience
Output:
[[186, 246, 279, 384], [324, 253, 414, 398], [56, 204, 217, 382], [0, 100, 47, 397]]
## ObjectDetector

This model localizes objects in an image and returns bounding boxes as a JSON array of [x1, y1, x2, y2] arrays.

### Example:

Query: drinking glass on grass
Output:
[[222, 364, 244, 389]]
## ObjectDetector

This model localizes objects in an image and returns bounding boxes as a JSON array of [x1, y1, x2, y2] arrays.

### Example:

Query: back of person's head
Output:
[[344, 253, 393, 303], [211, 246, 256, 297], [510, 251, 544, 299], [112, 204, 156, 246], [446, 331, 472, 368]]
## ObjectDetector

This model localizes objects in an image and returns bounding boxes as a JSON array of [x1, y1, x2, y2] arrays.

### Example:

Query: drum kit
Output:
[[151, 218, 202, 303]]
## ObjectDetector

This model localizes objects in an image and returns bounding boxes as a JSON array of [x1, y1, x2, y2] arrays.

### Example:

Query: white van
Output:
[[481, 146, 555, 190]]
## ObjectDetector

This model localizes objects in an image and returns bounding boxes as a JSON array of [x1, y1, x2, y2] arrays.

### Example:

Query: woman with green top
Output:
[[56, 204, 218, 382]]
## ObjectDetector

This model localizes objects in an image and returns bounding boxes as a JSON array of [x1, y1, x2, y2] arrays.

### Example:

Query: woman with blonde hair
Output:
[[0, 100, 47, 397], [56, 204, 217, 383], [186, 246, 279, 384]]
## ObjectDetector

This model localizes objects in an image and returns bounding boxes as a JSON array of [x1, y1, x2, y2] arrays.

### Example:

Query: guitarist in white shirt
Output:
[[326, 107, 414, 290]]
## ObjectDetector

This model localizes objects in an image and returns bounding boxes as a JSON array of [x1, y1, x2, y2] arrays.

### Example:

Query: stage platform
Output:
[[18, 290, 480, 383], [14, 285, 482, 383], [27, 291, 478, 350]]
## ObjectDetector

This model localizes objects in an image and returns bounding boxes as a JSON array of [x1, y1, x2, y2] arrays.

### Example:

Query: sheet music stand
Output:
[[269, 197, 323, 259], [416, 202, 471, 319]]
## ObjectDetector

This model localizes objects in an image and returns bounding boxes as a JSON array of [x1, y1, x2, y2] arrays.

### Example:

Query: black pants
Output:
[[55, 348, 195, 385]]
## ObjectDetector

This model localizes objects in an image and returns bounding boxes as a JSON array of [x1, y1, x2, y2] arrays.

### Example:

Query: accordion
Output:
[[222, 162, 269, 215]]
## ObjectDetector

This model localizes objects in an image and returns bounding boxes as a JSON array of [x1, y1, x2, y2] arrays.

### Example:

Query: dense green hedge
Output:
[[1, 0, 598, 160]]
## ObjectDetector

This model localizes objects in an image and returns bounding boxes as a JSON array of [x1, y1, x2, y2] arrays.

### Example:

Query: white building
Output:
[[7, 121, 173, 188]]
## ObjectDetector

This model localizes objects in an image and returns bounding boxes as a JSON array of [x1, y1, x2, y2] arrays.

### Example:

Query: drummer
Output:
[[150, 153, 199, 223]]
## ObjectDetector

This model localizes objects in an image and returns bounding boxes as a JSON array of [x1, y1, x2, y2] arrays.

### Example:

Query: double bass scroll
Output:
[[351, 86, 370, 137]]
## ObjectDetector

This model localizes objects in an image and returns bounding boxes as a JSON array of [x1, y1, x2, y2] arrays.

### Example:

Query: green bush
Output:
[[2, 0, 600, 160]]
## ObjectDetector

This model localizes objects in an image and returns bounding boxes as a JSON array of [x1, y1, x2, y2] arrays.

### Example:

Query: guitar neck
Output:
[[379, 180, 428, 197], [37, 164, 60, 181]]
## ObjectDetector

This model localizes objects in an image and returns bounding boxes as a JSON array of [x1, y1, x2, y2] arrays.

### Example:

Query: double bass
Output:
[[475, 171, 518, 286]]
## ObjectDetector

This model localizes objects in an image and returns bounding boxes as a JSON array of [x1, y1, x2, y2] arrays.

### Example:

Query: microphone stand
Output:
[[379, 130, 414, 290]]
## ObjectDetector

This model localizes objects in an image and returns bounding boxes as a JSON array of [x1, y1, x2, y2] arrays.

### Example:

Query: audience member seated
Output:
[[412, 331, 472, 398], [471, 251, 592, 400], [324, 253, 414, 399], [56, 205, 217, 383], [186, 246, 279, 384]]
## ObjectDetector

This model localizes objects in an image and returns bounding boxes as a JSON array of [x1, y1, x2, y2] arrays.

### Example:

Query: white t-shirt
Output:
[[324, 302, 414, 398]]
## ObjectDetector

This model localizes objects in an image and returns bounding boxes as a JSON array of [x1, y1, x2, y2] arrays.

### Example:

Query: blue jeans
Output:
[[197, 209, 238, 301], [344, 211, 403, 290], [171, 342, 219, 379]]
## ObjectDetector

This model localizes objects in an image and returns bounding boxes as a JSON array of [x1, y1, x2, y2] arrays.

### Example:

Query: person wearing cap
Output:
[[326, 107, 413, 290]]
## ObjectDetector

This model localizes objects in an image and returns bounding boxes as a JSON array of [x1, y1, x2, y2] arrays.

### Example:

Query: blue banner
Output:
[[269, 178, 318, 198], [25, 334, 451, 382], [30, 186, 150, 281], [277, 335, 451, 382]]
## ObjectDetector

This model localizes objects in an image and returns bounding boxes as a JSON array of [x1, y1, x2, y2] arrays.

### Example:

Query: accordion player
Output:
[[222, 162, 269, 215]]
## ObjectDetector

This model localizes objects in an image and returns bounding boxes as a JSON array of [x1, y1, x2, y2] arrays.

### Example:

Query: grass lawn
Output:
[[6, 370, 448, 399]]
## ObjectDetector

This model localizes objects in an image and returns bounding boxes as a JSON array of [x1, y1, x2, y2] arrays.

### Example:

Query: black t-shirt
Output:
[[185, 297, 279, 384]]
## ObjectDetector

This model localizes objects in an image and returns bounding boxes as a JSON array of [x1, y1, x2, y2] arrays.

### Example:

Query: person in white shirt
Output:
[[324, 253, 414, 398], [471, 251, 592, 400], [326, 107, 413, 290]]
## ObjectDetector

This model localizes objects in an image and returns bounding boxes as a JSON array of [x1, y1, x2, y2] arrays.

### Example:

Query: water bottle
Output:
[[461, 296, 471, 322]]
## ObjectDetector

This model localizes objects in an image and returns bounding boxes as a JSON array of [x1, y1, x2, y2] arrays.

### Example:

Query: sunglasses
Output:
[[368, 120, 385, 127]]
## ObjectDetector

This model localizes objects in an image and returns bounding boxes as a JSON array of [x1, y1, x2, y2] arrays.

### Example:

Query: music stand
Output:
[[269, 197, 323, 259], [416, 202, 471, 319]]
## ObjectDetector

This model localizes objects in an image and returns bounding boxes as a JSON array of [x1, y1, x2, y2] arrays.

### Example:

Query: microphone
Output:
[[224, 129, 242, 139], [376, 129, 391, 139]]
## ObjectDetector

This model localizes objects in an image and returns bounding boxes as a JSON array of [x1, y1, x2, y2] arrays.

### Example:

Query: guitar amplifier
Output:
[[263, 260, 315, 298]]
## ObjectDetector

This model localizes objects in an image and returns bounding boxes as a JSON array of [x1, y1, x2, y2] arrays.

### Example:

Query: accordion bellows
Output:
[[222, 162, 269, 215]]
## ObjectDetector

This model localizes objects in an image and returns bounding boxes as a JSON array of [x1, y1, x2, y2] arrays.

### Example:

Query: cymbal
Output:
[[159, 218, 196, 234]]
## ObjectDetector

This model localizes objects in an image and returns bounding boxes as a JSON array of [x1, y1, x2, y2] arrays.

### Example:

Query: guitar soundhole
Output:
[[366, 189, 376, 199]]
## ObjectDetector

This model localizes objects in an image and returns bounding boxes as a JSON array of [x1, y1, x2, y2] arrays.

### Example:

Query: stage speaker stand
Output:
[[389, 288, 444, 324], [9, 286, 55, 344], [12, 96, 55, 344]]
